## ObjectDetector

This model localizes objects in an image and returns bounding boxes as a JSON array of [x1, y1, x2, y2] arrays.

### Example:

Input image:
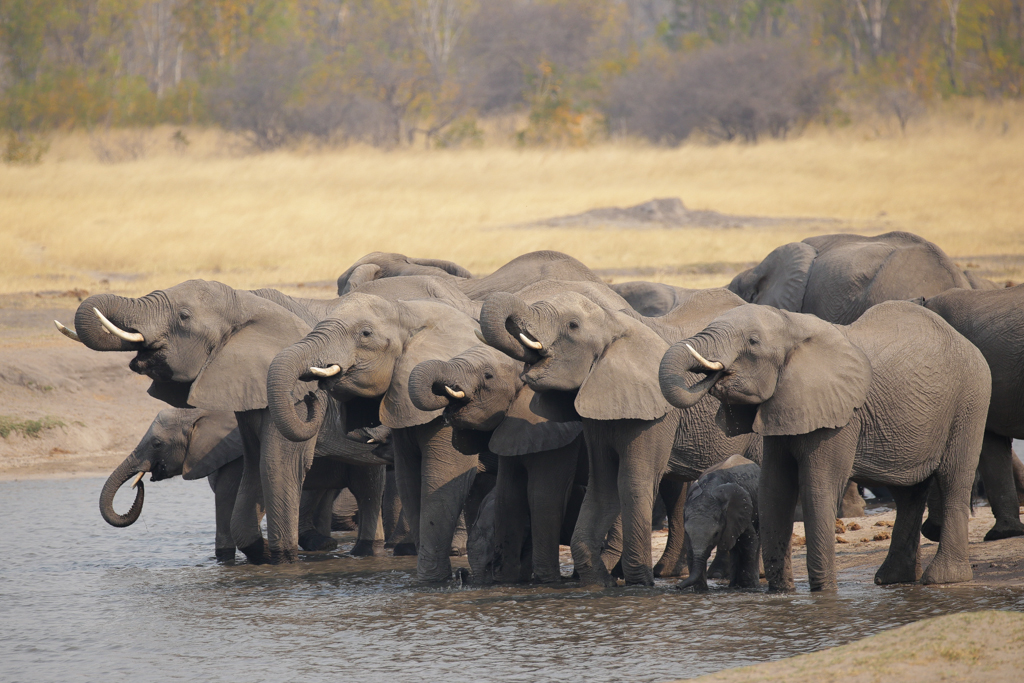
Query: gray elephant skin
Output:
[[660, 301, 990, 591], [479, 283, 763, 587], [677, 455, 760, 592]]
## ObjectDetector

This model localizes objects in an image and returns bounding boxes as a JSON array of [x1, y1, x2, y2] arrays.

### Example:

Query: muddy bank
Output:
[[680, 610, 1024, 682]]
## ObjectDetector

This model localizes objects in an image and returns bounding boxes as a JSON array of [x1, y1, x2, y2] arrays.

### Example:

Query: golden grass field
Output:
[[2, 100, 1023, 299]]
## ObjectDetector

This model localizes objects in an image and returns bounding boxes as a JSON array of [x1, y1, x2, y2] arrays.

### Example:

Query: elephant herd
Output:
[[55, 232, 1024, 592]]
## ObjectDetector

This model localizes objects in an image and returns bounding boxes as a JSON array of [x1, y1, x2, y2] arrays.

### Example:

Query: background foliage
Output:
[[1, 0, 1022, 150]]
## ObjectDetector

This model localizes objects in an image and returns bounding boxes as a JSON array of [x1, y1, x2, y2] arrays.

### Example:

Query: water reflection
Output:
[[1, 477, 1022, 683]]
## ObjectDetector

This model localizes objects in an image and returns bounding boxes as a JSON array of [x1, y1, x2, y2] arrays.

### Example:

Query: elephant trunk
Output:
[[267, 342, 328, 443], [677, 552, 709, 592], [659, 335, 736, 410], [74, 293, 145, 351], [408, 359, 466, 412], [99, 453, 147, 527], [479, 292, 540, 362]]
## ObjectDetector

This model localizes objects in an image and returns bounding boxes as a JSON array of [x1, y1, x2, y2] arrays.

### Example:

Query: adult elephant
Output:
[[336, 252, 473, 294], [100, 408, 243, 561], [56, 281, 389, 564], [267, 293, 490, 582], [920, 284, 1024, 540], [479, 285, 762, 586], [659, 301, 990, 591], [610, 281, 694, 317]]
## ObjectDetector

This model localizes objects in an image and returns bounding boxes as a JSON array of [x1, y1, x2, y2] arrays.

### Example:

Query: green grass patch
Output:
[[0, 415, 66, 438]]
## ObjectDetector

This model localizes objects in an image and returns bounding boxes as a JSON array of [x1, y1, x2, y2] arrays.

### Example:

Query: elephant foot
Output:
[[808, 577, 838, 592], [575, 565, 615, 588], [215, 547, 236, 563], [874, 557, 922, 585], [707, 557, 730, 580], [269, 547, 299, 564], [351, 539, 386, 557], [766, 576, 796, 593], [298, 529, 338, 552], [652, 561, 684, 578], [983, 520, 1024, 541], [238, 539, 270, 565], [454, 567, 471, 586], [623, 569, 656, 587], [921, 518, 943, 542], [921, 557, 972, 585], [392, 542, 417, 556], [331, 515, 358, 532]]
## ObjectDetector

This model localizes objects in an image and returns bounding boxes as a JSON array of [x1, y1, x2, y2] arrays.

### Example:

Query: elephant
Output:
[[99, 408, 243, 561], [266, 292, 494, 582], [479, 284, 763, 587], [659, 300, 991, 591], [407, 343, 589, 584], [677, 455, 760, 592], [727, 231, 974, 325], [56, 280, 390, 564], [919, 284, 1024, 541], [336, 252, 473, 294], [610, 281, 695, 317]]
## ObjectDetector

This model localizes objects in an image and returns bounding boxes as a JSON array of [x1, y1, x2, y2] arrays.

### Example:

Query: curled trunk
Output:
[[479, 293, 540, 362], [267, 342, 328, 442], [408, 360, 459, 412], [659, 339, 736, 409], [99, 454, 146, 527], [75, 293, 144, 352]]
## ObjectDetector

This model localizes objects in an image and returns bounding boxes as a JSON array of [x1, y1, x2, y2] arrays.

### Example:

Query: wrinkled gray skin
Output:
[[336, 252, 473, 295], [610, 281, 695, 317], [407, 344, 591, 584], [64, 280, 389, 564], [660, 301, 991, 591], [920, 285, 1024, 541], [479, 284, 763, 587], [677, 455, 760, 592], [100, 408, 244, 561], [267, 293, 489, 582]]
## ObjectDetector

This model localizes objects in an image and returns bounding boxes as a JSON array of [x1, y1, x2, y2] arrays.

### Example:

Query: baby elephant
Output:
[[677, 455, 760, 592]]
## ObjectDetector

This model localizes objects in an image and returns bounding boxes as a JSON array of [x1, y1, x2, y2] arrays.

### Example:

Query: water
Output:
[[2, 478, 1023, 683]]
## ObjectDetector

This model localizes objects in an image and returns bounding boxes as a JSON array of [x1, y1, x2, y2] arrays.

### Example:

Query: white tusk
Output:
[[93, 308, 144, 343], [130, 471, 146, 489], [474, 328, 486, 344], [309, 365, 341, 377], [685, 344, 724, 372], [367, 439, 376, 444], [54, 320, 81, 342], [519, 332, 543, 350], [444, 386, 466, 400]]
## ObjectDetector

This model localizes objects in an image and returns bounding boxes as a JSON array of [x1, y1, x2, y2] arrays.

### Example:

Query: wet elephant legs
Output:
[[653, 476, 688, 578], [231, 410, 269, 564], [347, 465, 386, 556], [211, 457, 243, 562]]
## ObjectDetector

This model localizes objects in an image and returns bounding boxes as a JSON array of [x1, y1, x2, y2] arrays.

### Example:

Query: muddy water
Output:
[[2, 478, 1023, 683]]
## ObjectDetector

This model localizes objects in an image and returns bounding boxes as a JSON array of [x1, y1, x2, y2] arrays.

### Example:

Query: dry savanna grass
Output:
[[2, 101, 1023, 299]]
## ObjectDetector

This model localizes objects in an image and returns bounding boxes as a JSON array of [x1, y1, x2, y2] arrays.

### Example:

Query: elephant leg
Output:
[[798, 436, 858, 592], [874, 480, 928, 585], [298, 489, 339, 551], [730, 531, 761, 589], [213, 457, 243, 562], [525, 447, 578, 584], [708, 548, 731, 580], [839, 480, 866, 518], [392, 428, 422, 556], [601, 514, 623, 574], [260, 419, 315, 564], [382, 467, 402, 545], [571, 423, 621, 587], [978, 432, 1024, 541], [348, 464, 386, 557], [494, 456, 529, 583], [759, 440, 799, 592], [921, 481, 944, 542], [231, 410, 269, 564], [653, 477, 688, 578], [921, 472, 974, 585], [412, 421, 479, 583], [451, 512, 468, 556]]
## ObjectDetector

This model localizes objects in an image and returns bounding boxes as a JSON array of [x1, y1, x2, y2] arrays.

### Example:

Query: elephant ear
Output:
[[451, 427, 492, 456], [188, 296, 312, 412], [715, 402, 759, 437], [489, 385, 583, 456], [730, 242, 817, 311], [753, 313, 872, 436], [714, 483, 753, 552], [183, 411, 243, 480], [575, 313, 671, 421], [342, 263, 382, 293], [147, 381, 193, 408], [381, 305, 480, 429]]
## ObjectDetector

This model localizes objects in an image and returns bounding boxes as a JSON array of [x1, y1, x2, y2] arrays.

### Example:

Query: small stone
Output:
[[836, 536, 849, 544], [860, 538, 870, 543]]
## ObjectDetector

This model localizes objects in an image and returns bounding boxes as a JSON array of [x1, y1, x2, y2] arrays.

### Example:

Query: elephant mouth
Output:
[[129, 347, 174, 382]]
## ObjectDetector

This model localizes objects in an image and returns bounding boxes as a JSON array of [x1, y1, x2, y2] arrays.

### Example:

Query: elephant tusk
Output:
[[130, 471, 146, 489], [367, 439, 376, 444], [308, 365, 341, 378], [685, 344, 724, 372], [93, 308, 145, 343], [444, 386, 466, 400], [53, 320, 81, 342], [474, 328, 486, 344], [519, 332, 543, 351]]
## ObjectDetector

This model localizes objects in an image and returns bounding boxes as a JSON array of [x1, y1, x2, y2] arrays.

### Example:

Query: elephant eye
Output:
[[748, 336, 760, 345], [361, 328, 372, 337], [152, 438, 163, 449], [568, 320, 580, 330], [178, 310, 191, 322], [484, 371, 494, 381]]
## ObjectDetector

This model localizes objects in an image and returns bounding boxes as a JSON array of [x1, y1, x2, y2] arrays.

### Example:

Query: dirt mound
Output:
[[520, 197, 839, 230]]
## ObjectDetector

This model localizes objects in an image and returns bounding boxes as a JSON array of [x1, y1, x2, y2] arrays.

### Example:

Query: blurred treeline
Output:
[[1, 0, 1022, 151]]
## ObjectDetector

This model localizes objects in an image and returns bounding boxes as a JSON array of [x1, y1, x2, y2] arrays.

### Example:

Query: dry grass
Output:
[[2, 101, 1023, 298]]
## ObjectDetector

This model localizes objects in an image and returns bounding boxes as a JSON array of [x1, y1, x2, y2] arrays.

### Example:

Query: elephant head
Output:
[[336, 252, 472, 295], [268, 294, 482, 441], [100, 409, 240, 527], [727, 241, 817, 312], [479, 289, 671, 421], [57, 280, 313, 411], [676, 480, 754, 592], [659, 304, 872, 436], [407, 345, 582, 456]]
